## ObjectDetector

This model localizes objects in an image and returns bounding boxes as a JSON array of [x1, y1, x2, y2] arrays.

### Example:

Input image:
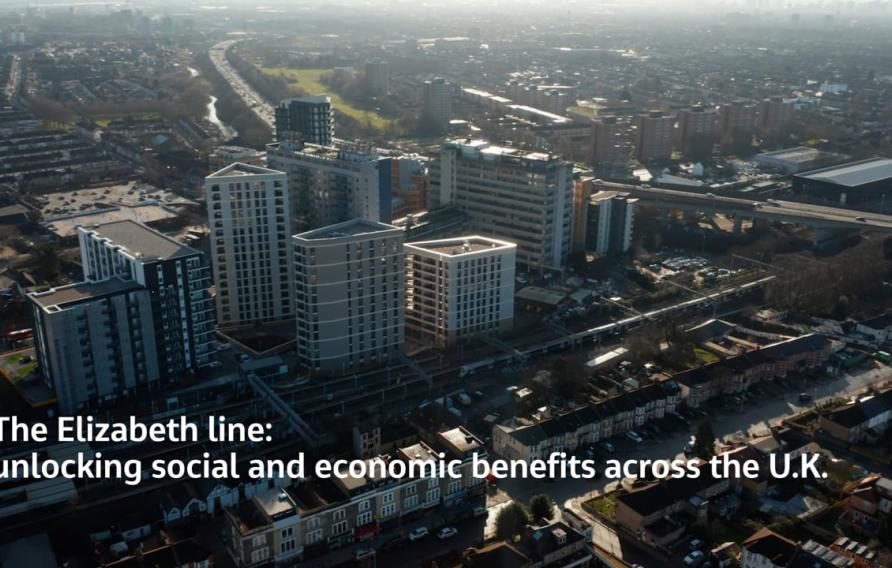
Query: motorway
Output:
[[208, 39, 274, 129], [616, 183, 892, 232]]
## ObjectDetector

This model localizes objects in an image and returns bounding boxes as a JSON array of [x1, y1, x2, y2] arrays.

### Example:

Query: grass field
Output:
[[260, 67, 392, 130]]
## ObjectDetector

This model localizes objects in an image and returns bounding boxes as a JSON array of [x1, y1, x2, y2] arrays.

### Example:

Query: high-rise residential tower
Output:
[[422, 78, 453, 129], [431, 139, 573, 272], [266, 139, 393, 231], [405, 236, 515, 348], [677, 105, 716, 160], [205, 163, 292, 327], [78, 220, 216, 376], [292, 219, 405, 373], [275, 96, 334, 145], [635, 110, 674, 163], [29, 278, 159, 413]]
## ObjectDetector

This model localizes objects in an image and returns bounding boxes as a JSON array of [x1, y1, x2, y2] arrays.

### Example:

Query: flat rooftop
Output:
[[28, 278, 141, 311], [81, 219, 197, 261], [296, 218, 403, 241], [43, 204, 180, 239], [757, 146, 826, 162], [206, 162, 284, 178], [446, 139, 564, 164], [797, 157, 892, 187], [406, 236, 515, 256]]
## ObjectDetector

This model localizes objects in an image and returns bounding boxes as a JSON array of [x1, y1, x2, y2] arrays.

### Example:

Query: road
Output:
[[617, 183, 892, 233], [208, 39, 274, 129]]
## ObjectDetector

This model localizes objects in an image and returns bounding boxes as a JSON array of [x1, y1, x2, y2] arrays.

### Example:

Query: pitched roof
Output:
[[743, 528, 799, 566]]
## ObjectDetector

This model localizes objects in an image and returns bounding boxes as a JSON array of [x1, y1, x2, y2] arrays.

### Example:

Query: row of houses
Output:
[[225, 427, 487, 566], [675, 334, 833, 408], [819, 387, 892, 444], [493, 380, 683, 463]]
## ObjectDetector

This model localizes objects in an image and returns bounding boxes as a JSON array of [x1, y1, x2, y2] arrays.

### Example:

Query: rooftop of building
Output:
[[278, 95, 331, 106], [206, 162, 285, 179], [28, 277, 142, 311], [796, 157, 892, 188], [444, 139, 565, 165], [80, 219, 198, 261], [757, 146, 831, 162], [295, 218, 403, 241], [405, 236, 516, 257], [743, 528, 799, 566]]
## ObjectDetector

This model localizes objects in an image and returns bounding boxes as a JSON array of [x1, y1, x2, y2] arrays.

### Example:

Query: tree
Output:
[[529, 494, 554, 522], [551, 357, 588, 400], [692, 420, 717, 459], [33, 244, 61, 283], [495, 501, 530, 540]]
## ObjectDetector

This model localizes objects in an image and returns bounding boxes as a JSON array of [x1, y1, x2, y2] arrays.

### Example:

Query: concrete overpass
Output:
[[599, 182, 892, 244]]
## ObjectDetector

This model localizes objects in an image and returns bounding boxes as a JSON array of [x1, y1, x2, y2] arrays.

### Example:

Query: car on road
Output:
[[626, 431, 644, 444], [408, 527, 429, 541], [689, 538, 704, 550], [683, 550, 705, 566], [798, 392, 813, 403], [472, 506, 487, 517], [856, 216, 867, 222], [355, 548, 375, 560], [437, 527, 458, 539], [598, 441, 615, 453], [208, 361, 222, 368]]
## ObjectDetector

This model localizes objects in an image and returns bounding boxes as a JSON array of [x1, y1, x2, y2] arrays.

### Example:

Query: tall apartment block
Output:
[[585, 190, 638, 257], [389, 154, 429, 218], [205, 163, 292, 327], [635, 110, 674, 163], [405, 236, 516, 348], [365, 58, 389, 96], [677, 105, 716, 160], [718, 100, 757, 153], [275, 96, 334, 145], [431, 139, 573, 272], [78, 220, 216, 375], [293, 219, 405, 373], [266, 139, 393, 231], [422, 78, 453, 128], [758, 96, 795, 147], [591, 115, 628, 169], [29, 278, 159, 413]]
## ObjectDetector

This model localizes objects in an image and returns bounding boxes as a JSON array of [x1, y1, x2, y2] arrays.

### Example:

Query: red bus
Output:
[[5, 328, 33, 343]]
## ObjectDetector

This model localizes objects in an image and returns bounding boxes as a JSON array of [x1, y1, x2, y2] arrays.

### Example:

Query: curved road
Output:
[[208, 39, 275, 129]]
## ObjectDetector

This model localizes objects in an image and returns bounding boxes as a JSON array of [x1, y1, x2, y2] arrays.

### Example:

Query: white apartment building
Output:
[[205, 163, 292, 327], [292, 219, 405, 373], [432, 139, 573, 272], [405, 236, 516, 347], [266, 140, 392, 231]]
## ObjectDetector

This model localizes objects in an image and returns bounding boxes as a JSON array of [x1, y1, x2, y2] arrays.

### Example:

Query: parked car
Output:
[[626, 431, 644, 444], [208, 361, 223, 368], [599, 441, 615, 453], [689, 538, 704, 550], [798, 392, 813, 403], [408, 527, 429, 541], [472, 506, 487, 518], [683, 550, 705, 566], [437, 527, 458, 539], [355, 548, 375, 560]]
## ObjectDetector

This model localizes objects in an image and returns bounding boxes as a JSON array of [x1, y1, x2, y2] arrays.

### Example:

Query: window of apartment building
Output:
[[280, 539, 297, 555], [281, 527, 293, 539], [251, 535, 267, 547], [404, 495, 418, 509], [382, 492, 394, 504], [447, 480, 462, 495], [251, 548, 269, 564], [305, 529, 323, 546], [380, 503, 396, 517], [333, 509, 346, 521], [356, 511, 373, 526], [331, 521, 348, 536]]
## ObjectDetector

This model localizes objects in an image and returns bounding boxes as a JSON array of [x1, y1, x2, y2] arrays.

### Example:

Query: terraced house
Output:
[[493, 380, 682, 462], [225, 427, 486, 566], [675, 334, 832, 408]]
